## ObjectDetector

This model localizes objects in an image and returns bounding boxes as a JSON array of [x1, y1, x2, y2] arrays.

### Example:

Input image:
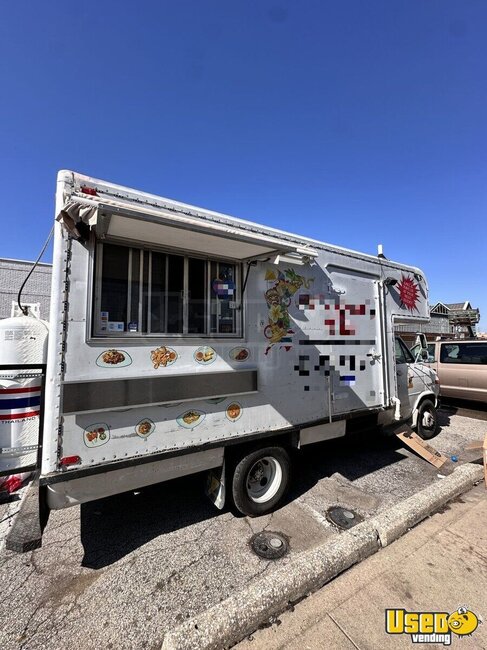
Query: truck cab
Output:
[[395, 335, 440, 439]]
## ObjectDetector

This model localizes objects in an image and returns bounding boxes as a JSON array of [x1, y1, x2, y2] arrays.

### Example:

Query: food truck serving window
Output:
[[93, 242, 241, 337]]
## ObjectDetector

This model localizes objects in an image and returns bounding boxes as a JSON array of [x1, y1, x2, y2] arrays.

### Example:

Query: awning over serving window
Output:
[[57, 198, 318, 261]]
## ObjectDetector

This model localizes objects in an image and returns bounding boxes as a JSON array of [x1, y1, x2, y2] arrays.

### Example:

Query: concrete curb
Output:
[[371, 462, 483, 547], [161, 462, 483, 650]]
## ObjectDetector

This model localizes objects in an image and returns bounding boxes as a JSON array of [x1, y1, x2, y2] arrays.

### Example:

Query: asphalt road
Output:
[[0, 407, 485, 650], [439, 396, 487, 421]]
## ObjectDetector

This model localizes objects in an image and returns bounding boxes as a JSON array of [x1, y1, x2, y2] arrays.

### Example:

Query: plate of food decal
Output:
[[83, 423, 110, 447], [226, 402, 242, 422], [229, 347, 251, 362], [96, 349, 132, 368], [151, 346, 178, 369], [194, 346, 216, 365], [135, 418, 155, 438], [177, 410, 206, 429]]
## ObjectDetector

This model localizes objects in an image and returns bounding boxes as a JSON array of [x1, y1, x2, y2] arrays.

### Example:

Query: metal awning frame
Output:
[[58, 197, 318, 263]]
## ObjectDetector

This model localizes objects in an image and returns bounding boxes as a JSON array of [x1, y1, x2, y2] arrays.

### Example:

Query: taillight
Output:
[[60, 455, 81, 466], [80, 186, 98, 196]]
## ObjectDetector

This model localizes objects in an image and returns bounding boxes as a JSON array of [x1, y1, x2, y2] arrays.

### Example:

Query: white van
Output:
[[413, 339, 487, 404]]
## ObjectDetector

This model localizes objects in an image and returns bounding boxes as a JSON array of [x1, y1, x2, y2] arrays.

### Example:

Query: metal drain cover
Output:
[[250, 531, 289, 559], [326, 506, 363, 530]]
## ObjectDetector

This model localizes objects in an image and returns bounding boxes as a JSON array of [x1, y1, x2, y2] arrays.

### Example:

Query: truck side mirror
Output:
[[413, 333, 429, 362]]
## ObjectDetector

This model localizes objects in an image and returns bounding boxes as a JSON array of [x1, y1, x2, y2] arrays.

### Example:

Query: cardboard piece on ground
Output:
[[465, 440, 483, 450], [464, 433, 487, 488], [395, 425, 448, 469]]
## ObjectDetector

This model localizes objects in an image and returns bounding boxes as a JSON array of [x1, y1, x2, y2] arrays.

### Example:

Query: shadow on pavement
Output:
[[439, 398, 487, 421], [289, 429, 407, 500], [437, 408, 452, 428], [80, 424, 434, 568], [80, 472, 217, 569]]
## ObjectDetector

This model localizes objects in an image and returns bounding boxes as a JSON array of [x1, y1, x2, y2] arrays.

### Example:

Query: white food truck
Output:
[[3, 171, 440, 523]]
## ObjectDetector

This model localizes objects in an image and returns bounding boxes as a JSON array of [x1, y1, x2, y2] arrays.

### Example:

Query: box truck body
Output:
[[8, 171, 438, 516]]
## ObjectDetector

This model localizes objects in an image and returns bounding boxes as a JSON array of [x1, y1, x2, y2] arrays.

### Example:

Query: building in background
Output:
[[0, 258, 52, 320], [396, 300, 481, 343], [439, 301, 480, 338]]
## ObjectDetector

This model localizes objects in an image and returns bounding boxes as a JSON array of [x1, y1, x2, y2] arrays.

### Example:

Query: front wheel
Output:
[[231, 446, 291, 517], [415, 399, 439, 440]]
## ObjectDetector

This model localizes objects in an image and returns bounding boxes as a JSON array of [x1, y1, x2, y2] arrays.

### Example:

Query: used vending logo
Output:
[[385, 606, 481, 645]]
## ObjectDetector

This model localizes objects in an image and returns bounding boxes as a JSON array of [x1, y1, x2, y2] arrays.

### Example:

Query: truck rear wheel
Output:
[[415, 399, 438, 440], [231, 446, 290, 517]]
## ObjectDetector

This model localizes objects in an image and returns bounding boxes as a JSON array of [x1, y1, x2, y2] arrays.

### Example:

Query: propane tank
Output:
[[0, 314, 48, 492]]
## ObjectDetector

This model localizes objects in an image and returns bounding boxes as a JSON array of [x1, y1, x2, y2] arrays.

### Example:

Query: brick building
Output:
[[0, 258, 52, 321]]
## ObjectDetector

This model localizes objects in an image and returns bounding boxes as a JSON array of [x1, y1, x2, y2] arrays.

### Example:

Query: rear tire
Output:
[[415, 399, 439, 440], [231, 446, 291, 517]]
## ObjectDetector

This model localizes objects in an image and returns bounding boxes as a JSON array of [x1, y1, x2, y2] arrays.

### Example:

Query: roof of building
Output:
[[445, 301, 471, 310], [431, 302, 449, 313], [0, 257, 52, 268]]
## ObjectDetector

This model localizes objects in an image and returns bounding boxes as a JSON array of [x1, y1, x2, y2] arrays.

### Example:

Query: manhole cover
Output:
[[326, 506, 363, 530], [250, 531, 289, 559]]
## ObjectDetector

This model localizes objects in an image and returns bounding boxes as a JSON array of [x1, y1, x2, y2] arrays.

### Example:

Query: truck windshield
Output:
[[395, 337, 415, 364], [410, 342, 436, 362]]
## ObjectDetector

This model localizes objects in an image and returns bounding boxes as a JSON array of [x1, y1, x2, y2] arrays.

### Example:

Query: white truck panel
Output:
[[41, 170, 432, 496]]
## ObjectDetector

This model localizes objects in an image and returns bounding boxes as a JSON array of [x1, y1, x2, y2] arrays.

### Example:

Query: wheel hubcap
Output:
[[422, 411, 435, 429], [246, 457, 283, 504]]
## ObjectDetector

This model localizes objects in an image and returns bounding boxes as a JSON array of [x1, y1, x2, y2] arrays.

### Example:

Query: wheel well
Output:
[[412, 394, 436, 427], [224, 432, 296, 466]]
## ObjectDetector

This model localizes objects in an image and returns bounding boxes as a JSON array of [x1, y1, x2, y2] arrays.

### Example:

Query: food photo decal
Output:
[[151, 346, 177, 369], [229, 347, 250, 362], [194, 346, 216, 364], [135, 418, 155, 438], [176, 409, 206, 429], [264, 267, 314, 353], [83, 423, 110, 447], [96, 349, 132, 367], [226, 402, 242, 422]]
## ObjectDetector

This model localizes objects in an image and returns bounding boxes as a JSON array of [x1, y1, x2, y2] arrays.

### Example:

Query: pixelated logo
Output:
[[386, 606, 482, 645]]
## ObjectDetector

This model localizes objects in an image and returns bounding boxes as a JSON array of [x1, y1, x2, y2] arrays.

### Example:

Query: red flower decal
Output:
[[397, 275, 420, 312]]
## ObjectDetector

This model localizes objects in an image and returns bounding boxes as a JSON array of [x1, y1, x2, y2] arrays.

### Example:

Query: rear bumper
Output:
[[45, 447, 224, 509]]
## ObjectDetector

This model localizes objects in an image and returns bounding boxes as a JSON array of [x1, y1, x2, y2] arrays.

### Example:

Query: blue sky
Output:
[[1, 1, 486, 327]]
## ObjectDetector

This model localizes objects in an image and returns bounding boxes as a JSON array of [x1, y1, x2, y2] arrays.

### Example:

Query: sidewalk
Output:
[[238, 484, 487, 650]]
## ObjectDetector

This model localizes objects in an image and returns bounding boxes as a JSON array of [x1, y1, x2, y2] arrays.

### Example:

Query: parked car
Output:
[[411, 339, 487, 403]]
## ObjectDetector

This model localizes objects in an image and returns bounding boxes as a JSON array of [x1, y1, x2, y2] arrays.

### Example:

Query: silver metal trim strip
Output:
[[62, 369, 258, 414], [127, 248, 132, 326], [183, 256, 188, 335], [147, 250, 152, 333], [138, 249, 144, 330]]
